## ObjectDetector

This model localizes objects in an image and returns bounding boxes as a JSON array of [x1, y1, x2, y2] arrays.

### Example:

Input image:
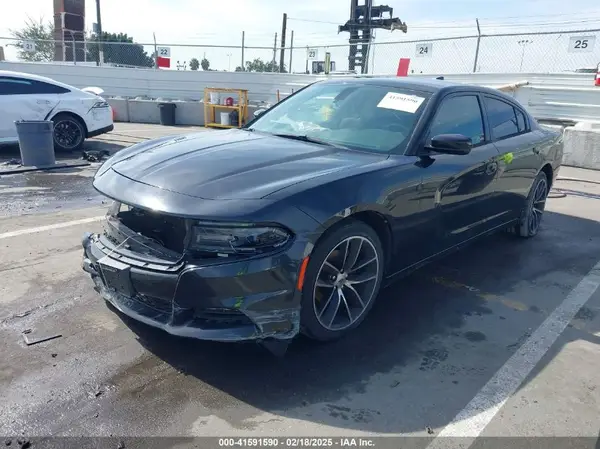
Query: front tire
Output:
[[52, 113, 85, 152], [511, 171, 549, 238], [300, 220, 384, 342]]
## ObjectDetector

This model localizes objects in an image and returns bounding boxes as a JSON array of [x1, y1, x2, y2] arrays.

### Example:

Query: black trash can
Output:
[[14, 120, 56, 167], [158, 102, 177, 126]]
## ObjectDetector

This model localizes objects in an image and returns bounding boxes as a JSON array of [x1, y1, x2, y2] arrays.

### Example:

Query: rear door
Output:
[[418, 92, 504, 248], [482, 94, 542, 218], [0, 76, 65, 141]]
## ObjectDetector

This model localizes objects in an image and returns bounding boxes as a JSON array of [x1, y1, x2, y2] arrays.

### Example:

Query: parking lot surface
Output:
[[1, 124, 600, 445]]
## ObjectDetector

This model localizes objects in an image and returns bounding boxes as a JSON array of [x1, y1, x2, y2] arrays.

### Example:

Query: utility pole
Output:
[[272, 32, 277, 67], [289, 30, 294, 74], [338, 0, 406, 73], [241, 31, 245, 71], [279, 13, 287, 72], [95, 0, 103, 66]]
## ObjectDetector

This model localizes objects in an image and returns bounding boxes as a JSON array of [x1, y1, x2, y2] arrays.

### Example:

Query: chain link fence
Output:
[[1, 27, 599, 75]]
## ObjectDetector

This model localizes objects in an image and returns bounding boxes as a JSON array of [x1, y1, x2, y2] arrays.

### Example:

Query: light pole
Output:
[[518, 39, 532, 73], [227, 53, 232, 71]]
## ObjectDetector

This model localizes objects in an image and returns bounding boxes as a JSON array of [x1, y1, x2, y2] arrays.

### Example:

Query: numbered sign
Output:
[[568, 36, 595, 53], [23, 40, 36, 53], [307, 48, 318, 60], [415, 42, 432, 57], [157, 46, 171, 58]]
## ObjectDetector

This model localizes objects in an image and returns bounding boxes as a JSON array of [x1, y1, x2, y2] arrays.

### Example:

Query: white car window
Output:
[[0, 77, 71, 95]]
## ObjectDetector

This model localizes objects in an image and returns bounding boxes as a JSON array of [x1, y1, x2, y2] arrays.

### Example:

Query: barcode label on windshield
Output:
[[377, 92, 425, 113]]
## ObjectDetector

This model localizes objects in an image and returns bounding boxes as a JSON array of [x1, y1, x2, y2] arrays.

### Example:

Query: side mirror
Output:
[[427, 134, 472, 155], [253, 108, 267, 118]]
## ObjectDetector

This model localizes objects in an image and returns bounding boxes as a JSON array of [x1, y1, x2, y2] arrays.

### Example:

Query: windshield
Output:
[[247, 82, 431, 154]]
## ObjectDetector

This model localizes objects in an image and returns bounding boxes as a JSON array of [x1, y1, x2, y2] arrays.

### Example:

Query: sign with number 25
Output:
[[568, 36, 595, 53]]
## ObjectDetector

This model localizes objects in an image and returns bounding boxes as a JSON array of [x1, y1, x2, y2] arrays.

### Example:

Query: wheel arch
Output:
[[540, 163, 553, 189], [310, 208, 393, 273], [50, 110, 89, 137]]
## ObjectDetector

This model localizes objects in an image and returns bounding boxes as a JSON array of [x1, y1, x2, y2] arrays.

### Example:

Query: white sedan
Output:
[[0, 70, 114, 151]]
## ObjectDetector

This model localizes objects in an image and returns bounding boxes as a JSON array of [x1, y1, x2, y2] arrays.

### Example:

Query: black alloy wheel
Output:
[[300, 220, 384, 341], [53, 113, 85, 152], [513, 171, 549, 238]]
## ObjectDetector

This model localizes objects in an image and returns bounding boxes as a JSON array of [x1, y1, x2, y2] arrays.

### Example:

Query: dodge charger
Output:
[[81, 77, 563, 355]]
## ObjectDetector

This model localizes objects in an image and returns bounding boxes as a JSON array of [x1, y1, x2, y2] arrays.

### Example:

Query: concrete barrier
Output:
[[562, 122, 600, 170], [107, 98, 266, 126], [108, 97, 130, 122]]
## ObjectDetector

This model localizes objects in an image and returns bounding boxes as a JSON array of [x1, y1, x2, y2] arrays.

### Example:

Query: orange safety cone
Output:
[[595, 62, 600, 86]]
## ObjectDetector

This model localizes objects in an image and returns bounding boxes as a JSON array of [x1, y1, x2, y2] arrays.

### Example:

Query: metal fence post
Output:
[[241, 31, 245, 71], [289, 30, 294, 73], [473, 18, 481, 73]]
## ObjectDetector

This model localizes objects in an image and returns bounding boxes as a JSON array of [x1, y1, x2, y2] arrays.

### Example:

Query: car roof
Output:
[[0, 70, 77, 91], [318, 76, 510, 98]]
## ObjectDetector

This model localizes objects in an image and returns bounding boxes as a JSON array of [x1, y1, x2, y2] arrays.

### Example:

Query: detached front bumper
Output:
[[81, 232, 303, 342]]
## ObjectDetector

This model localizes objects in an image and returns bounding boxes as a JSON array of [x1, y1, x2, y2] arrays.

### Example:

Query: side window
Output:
[[0, 78, 33, 95], [484, 96, 524, 140], [515, 108, 527, 133], [30, 80, 70, 94], [0, 77, 69, 95], [428, 95, 485, 145]]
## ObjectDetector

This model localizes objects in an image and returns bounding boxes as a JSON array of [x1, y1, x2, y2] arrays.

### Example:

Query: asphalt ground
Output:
[[1, 124, 600, 448]]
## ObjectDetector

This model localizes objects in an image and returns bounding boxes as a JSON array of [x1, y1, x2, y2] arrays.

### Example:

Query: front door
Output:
[[0, 76, 60, 142], [418, 93, 504, 249]]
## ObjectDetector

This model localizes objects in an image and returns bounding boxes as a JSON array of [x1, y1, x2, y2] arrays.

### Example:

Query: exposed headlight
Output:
[[190, 222, 292, 255]]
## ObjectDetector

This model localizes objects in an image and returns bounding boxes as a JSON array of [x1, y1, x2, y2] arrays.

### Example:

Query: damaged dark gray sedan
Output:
[[82, 77, 562, 354]]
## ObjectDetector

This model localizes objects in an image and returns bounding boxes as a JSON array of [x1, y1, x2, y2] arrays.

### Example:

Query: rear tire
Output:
[[300, 220, 384, 342], [52, 113, 86, 152], [510, 171, 549, 238]]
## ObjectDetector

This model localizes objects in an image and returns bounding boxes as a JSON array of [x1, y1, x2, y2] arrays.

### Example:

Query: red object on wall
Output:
[[397, 58, 410, 77], [157, 56, 171, 68], [595, 62, 600, 86]]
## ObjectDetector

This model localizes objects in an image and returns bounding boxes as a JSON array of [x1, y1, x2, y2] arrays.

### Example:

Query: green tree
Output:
[[235, 66, 245, 72], [244, 57, 286, 73], [189, 57, 200, 71], [201, 57, 210, 71], [87, 32, 154, 68], [9, 16, 55, 62]]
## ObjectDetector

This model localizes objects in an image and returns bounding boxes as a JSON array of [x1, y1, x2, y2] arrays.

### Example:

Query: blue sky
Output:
[[1, 0, 600, 72]]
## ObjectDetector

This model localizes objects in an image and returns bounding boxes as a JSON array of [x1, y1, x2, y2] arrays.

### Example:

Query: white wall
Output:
[[2, 61, 600, 123], [0, 61, 318, 104]]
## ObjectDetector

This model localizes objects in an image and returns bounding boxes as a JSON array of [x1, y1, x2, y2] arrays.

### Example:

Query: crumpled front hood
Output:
[[97, 129, 387, 200]]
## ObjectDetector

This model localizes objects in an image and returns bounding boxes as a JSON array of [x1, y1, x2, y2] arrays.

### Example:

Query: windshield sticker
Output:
[[377, 92, 425, 113]]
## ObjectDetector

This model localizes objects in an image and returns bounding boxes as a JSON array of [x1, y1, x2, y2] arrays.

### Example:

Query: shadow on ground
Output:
[[112, 209, 600, 434]]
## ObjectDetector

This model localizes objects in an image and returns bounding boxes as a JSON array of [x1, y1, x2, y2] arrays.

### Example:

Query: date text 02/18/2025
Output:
[[218, 438, 376, 447]]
